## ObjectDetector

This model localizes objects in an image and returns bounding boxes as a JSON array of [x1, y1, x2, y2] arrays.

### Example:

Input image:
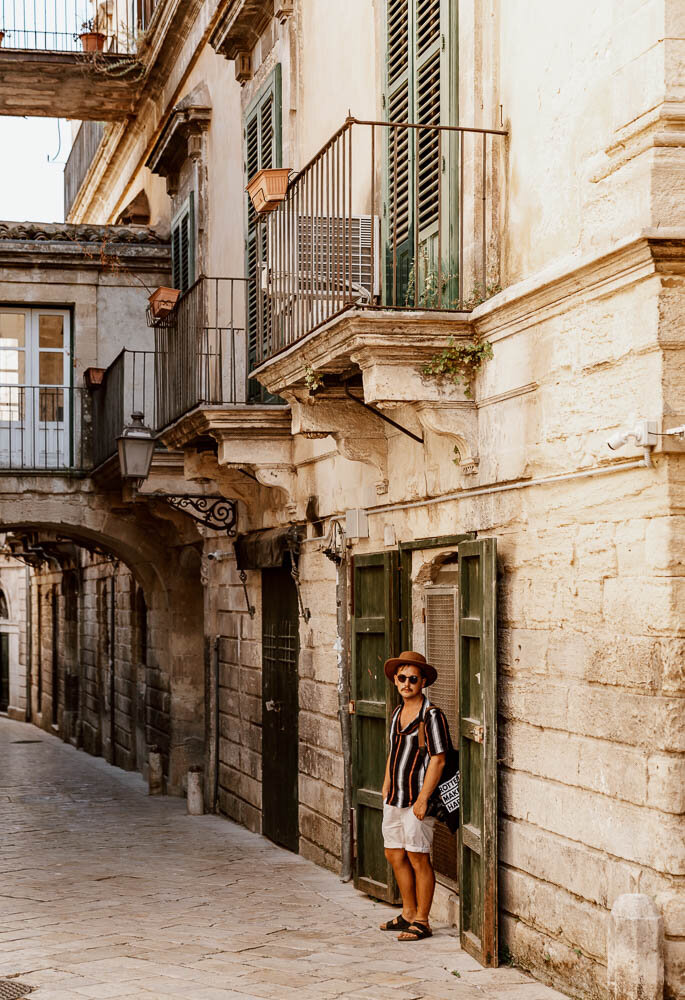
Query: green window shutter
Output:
[[171, 193, 195, 293], [457, 536, 498, 967], [245, 65, 282, 400], [384, 0, 455, 303]]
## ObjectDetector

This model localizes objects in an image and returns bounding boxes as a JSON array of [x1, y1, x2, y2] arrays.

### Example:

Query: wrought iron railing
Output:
[[0, 0, 158, 53], [153, 276, 250, 432], [0, 385, 87, 471], [255, 117, 506, 364], [91, 350, 155, 469], [64, 120, 104, 217]]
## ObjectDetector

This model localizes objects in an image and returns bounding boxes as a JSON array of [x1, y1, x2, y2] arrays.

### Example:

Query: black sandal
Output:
[[380, 913, 412, 931], [398, 921, 432, 941]]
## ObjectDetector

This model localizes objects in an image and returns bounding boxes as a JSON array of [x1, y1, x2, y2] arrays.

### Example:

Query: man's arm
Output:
[[381, 755, 392, 803], [413, 753, 445, 820]]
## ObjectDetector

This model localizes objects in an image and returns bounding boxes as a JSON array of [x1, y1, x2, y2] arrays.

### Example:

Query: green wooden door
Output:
[[262, 566, 299, 853], [352, 552, 400, 901], [0, 633, 9, 712], [457, 537, 498, 966]]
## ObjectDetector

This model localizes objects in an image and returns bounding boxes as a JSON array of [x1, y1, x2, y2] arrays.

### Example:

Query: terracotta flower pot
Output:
[[79, 30, 106, 52], [148, 286, 181, 319], [0, 31, 5, 46], [246, 168, 291, 214]]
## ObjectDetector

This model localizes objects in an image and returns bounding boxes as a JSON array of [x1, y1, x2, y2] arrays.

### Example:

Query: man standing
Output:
[[380, 650, 448, 941]]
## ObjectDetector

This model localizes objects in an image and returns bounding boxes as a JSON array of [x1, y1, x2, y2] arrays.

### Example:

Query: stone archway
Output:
[[0, 483, 206, 793]]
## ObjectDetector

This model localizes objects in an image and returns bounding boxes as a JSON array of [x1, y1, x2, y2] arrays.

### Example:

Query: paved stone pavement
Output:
[[0, 717, 567, 1000]]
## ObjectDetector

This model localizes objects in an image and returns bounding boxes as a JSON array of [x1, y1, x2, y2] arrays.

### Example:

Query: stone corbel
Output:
[[415, 402, 480, 477], [286, 390, 389, 488], [184, 449, 267, 508]]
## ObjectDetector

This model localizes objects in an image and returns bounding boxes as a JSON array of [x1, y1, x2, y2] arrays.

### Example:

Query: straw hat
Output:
[[384, 650, 437, 686]]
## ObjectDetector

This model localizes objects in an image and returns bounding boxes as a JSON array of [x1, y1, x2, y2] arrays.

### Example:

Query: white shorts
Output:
[[382, 802, 436, 854]]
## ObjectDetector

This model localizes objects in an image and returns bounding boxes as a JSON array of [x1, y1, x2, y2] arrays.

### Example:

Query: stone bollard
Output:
[[187, 766, 204, 815], [608, 894, 664, 1000], [148, 747, 164, 796]]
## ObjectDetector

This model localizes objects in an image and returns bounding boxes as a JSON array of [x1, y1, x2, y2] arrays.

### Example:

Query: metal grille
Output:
[[425, 584, 458, 884], [0, 981, 34, 999], [263, 620, 298, 672]]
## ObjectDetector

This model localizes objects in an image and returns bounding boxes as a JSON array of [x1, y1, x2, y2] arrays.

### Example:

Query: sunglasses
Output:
[[396, 673, 421, 685]]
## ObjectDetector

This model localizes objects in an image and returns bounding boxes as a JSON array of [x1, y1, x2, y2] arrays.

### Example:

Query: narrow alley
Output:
[[0, 717, 563, 1000]]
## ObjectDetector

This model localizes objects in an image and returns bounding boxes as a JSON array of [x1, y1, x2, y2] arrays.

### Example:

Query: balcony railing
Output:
[[0, 385, 87, 471], [91, 349, 155, 469], [255, 117, 506, 364], [152, 276, 250, 432], [64, 120, 104, 218], [0, 0, 157, 53]]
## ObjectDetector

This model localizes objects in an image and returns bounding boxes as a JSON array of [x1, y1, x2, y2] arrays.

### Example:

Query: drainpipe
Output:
[[213, 634, 220, 813], [337, 552, 353, 882], [25, 566, 32, 723], [324, 519, 353, 882], [109, 575, 115, 766]]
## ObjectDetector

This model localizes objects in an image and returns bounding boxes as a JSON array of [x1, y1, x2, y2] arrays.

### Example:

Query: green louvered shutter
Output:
[[351, 551, 401, 903], [245, 66, 281, 402], [457, 537, 498, 967], [171, 193, 195, 293], [384, 0, 455, 306]]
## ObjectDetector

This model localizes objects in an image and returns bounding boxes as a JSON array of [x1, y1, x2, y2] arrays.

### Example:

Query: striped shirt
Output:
[[386, 696, 449, 807]]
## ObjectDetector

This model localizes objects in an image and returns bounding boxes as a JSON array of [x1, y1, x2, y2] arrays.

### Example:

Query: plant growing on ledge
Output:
[[422, 337, 493, 399], [303, 364, 324, 395]]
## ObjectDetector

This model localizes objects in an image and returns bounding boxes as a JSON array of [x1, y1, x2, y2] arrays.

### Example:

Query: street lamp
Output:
[[117, 411, 156, 486]]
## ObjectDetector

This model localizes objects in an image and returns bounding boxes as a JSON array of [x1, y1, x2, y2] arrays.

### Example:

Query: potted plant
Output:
[[246, 167, 291, 214], [148, 286, 181, 319], [78, 19, 106, 52]]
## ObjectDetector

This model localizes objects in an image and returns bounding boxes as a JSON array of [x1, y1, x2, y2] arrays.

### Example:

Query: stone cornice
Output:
[[158, 403, 291, 451], [0, 223, 170, 272], [146, 84, 212, 193], [472, 231, 685, 344], [251, 308, 474, 396], [209, 0, 273, 60]]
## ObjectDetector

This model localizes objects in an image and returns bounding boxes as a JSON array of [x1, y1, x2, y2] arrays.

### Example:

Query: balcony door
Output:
[[384, 0, 457, 306], [0, 308, 71, 469]]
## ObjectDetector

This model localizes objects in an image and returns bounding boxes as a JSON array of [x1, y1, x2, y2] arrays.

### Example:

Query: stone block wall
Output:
[[28, 552, 167, 779]]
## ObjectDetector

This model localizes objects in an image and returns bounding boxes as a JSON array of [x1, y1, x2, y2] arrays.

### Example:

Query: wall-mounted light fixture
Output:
[[117, 412, 237, 535]]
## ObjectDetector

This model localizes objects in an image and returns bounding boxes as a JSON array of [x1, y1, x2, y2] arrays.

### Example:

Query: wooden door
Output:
[[351, 552, 400, 901], [0, 633, 9, 712], [262, 566, 299, 852], [457, 537, 498, 966]]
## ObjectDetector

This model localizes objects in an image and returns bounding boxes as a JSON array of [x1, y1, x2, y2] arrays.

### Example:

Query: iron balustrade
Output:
[[255, 117, 506, 364], [0, 385, 87, 471], [64, 120, 104, 218], [0, 0, 158, 53], [91, 349, 155, 469], [154, 276, 250, 432]]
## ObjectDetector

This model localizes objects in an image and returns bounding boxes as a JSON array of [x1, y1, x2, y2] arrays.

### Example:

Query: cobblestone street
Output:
[[0, 718, 565, 1000]]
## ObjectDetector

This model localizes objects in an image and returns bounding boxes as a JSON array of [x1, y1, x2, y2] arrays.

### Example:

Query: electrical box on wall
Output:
[[345, 508, 369, 539]]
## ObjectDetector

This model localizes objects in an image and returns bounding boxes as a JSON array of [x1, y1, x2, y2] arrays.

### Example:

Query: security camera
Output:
[[607, 430, 629, 451], [606, 420, 657, 451]]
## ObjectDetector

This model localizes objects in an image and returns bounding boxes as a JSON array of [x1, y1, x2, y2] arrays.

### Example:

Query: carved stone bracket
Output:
[[286, 389, 388, 486], [415, 402, 480, 476]]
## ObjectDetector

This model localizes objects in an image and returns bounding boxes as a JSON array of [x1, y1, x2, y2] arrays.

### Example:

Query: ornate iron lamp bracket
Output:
[[163, 495, 238, 535]]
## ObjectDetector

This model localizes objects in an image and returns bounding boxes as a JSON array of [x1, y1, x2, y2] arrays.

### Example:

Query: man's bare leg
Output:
[[382, 848, 417, 924], [397, 852, 435, 937]]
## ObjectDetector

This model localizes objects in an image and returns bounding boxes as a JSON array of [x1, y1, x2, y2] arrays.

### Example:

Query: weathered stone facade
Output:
[[1, 2, 684, 999]]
